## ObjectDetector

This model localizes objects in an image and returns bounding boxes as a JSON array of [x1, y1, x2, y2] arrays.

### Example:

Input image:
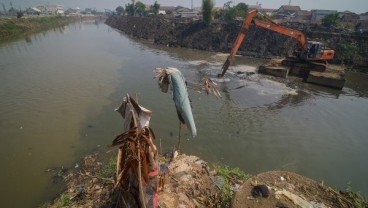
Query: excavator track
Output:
[[281, 57, 326, 71], [309, 61, 327, 71]]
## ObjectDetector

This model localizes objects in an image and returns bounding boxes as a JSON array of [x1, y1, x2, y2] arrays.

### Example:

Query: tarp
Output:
[[165, 67, 197, 137]]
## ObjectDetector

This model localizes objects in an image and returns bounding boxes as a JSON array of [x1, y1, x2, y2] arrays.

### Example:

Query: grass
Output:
[[0, 21, 26, 31], [214, 165, 251, 208], [40, 193, 71, 208], [0, 16, 75, 41], [341, 182, 368, 208], [99, 157, 117, 178]]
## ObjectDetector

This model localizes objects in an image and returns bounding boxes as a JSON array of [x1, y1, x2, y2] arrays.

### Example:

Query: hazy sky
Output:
[[1, 0, 367, 14]]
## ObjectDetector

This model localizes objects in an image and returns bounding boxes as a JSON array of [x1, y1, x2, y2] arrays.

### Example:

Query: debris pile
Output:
[[111, 94, 158, 207], [232, 171, 358, 208], [159, 154, 221, 207], [59, 153, 114, 207]]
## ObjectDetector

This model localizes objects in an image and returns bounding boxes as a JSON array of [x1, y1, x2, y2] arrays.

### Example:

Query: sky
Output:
[[1, 0, 367, 14]]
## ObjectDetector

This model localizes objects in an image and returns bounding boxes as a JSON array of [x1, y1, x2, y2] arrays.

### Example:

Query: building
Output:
[[175, 7, 199, 18], [340, 11, 360, 25], [261, 9, 276, 16], [160, 6, 176, 13], [65, 7, 81, 16], [248, 4, 262, 11], [310, 9, 337, 23], [158, 10, 166, 15], [276, 5, 301, 20], [360, 12, 368, 21], [356, 12, 368, 32], [26, 7, 41, 15], [277, 5, 301, 14], [295, 10, 312, 23], [36, 4, 64, 15]]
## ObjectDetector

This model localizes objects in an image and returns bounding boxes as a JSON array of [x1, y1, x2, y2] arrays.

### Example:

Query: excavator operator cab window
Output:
[[308, 44, 317, 58]]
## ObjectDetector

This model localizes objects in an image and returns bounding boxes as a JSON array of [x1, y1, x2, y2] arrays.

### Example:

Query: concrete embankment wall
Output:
[[106, 16, 368, 69]]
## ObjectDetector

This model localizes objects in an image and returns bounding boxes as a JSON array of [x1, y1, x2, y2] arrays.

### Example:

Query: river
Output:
[[0, 20, 367, 207]]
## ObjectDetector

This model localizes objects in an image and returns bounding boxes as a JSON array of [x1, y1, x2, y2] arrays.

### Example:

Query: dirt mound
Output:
[[232, 171, 356, 208], [43, 153, 222, 208], [159, 154, 220, 207], [45, 154, 367, 208]]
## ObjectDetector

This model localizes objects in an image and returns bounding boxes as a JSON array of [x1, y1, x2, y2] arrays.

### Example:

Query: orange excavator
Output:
[[218, 9, 335, 77]]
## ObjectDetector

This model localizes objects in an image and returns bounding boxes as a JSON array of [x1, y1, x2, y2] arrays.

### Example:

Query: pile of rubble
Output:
[[44, 152, 223, 208]]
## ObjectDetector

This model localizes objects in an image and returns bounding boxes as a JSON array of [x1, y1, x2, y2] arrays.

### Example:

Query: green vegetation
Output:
[[16, 11, 24, 18], [218, 1, 248, 21], [99, 157, 117, 178], [336, 42, 359, 56], [115, 6, 125, 15], [322, 12, 340, 27], [135, 1, 146, 16], [151, 1, 160, 15], [0, 16, 75, 41], [0, 21, 27, 32], [335, 42, 359, 64], [202, 0, 214, 26], [341, 182, 368, 208], [45, 193, 71, 208], [125, 0, 146, 16], [214, 165, 251, 208]]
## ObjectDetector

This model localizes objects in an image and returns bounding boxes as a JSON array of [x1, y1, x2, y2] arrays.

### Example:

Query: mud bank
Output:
[[43, 153, 367, 208], [0, 16, 104, 42], [105, 16, 368, 69]]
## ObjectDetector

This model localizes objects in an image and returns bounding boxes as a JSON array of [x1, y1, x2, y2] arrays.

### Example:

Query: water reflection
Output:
[[24, 36, 32, 43], [343, 72, 368, 98], [266, 91, 311, 111]]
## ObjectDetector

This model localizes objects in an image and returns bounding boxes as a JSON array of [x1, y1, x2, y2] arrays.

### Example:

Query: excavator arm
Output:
[[218, 10, 308, 77]]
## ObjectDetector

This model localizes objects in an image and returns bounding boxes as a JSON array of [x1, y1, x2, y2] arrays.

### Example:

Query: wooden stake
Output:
[[137, 140, 147, 208], [176, 122, 182, 151]]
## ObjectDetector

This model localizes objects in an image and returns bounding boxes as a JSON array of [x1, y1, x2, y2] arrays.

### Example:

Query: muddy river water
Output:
[[1, 21, 368, 207]]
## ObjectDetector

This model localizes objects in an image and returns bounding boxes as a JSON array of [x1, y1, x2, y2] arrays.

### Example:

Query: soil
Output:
[[232, 171, 357, 208], [44, 152, 366, 208], [43, 152, 222, 208]]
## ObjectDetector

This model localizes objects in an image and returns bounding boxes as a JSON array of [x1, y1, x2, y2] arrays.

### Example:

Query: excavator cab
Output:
[[305, 41, 335, 61]]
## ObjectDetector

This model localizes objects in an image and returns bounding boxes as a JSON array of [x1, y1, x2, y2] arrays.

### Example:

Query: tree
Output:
[[135, 1, 146, 16], [322, 13, 340, 27], [116, 6, 125, 15], [202, 0, 214, 26], [221, 1, 236, 20], [235, 2, 248, 18], [219, 1, 248, 20], [335, 42, 359, 64], [151, 1, 160, 15], [125, 0, 135, 16], [16, 10, 23, 18], [125, 3, 134, 16]]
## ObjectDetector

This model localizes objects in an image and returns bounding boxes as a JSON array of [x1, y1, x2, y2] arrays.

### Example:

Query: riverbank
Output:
[[42, 152, 368, 208], [105, 16, 368, 70], [0, 16, 104, 42]]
